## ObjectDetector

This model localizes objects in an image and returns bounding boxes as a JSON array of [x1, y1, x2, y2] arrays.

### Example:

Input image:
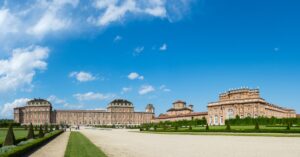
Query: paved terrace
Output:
[[80, 128, 300, 157]]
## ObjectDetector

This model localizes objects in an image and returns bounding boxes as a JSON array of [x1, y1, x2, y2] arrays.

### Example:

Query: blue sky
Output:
[[0, 0, 300, 118]]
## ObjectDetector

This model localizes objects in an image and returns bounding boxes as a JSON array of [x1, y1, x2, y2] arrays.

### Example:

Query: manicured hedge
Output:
[[225, 116, 300, 126], [0, 138, 27, 148], [0, 130, 63, 157], [0, 120, 20, 128]]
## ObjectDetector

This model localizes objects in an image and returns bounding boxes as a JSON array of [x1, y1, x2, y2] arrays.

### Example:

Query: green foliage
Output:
[[24, 125, 27, 130], [225, 116, 300, 126], [255, 121, 260, 130], [34, 125, 38, 131], [0, 120, 20, 128], [287, 123, 291, 130], [3, 124, 16, 146], [55, 125, 59, 130], [188, 125, 192, 131], [38, 125, 44, 138], [27, 123, 35, 139], [44, 124, 48, 133], [226, 123, 231, 131], [50, 125, 53, 132], [205, 124, 209, 131], [0, 130, 63, 157]]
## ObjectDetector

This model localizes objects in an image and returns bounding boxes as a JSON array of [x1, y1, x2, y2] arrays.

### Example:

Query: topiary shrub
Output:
[[287, 123, 291, 130], [38, 125, 44, 138], [24, 125, 28, 130], [226, 123, 231, 131], [34, 125, 38, 131], [55, 125, 59, 130], [3, 124, 16, 146], [27, 123, 35, 139], [188, 125, 192, 131], [255, 121, 260, 130], [205, 124, 209, 131], [50, 125, 53, 132], [44, 124, 48, 133], [154, 125, 157, 131], [175, 125, 178, 131]]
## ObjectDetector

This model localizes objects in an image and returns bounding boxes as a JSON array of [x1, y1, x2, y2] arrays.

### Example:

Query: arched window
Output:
[[227, 109, 234, 119]]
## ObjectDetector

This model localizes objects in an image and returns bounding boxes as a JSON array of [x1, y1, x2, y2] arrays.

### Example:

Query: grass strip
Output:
[[64, 132, 107, 157]]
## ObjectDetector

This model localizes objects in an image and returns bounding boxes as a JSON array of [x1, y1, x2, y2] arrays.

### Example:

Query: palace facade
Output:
[[14, 99, 154, 126], [207, 88, 296, 125], [152, 100, 207, 123], [13, 88, 297, 126]]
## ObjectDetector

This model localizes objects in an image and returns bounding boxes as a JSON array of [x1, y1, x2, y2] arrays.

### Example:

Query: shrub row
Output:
[[0, 130, 63, 157], [225, 116, 300, 126]]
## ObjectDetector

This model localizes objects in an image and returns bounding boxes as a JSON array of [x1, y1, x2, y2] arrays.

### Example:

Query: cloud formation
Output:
[[139, 85, 155, 95], [73, 92, 115, 101], [69, 71, 97, 82], [128, 72, 144, 80], [0, 98, 30, 118], [0, 45, 49, 92], [159, 43, 167, 51], [0, 0, 194, 48]]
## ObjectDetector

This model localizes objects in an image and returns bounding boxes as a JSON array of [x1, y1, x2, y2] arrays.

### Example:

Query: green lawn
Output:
[[0, 128, 39, 144], [64, 132, 107, 157]]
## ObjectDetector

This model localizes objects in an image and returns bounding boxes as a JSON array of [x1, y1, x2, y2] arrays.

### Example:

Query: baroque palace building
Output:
[[207, 88, 296, 125], [14, 88, 297, 126], [14, 99, 154, 126], [152, 100, 208, 123]]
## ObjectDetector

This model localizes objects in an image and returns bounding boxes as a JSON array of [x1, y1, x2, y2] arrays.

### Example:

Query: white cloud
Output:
[[69, 71, 97, 82], [114, 35, 122, 42], [134, 46, 144, 55], [121, 87, 132, 94], [128, 72, 144, 80], [0, 45, 49, 92], [274, 47, 280, 52], [73, 92, 115, 101], [139, 85, 155, 95], [1, 98, 29, 118], [0, 0, 193, 48], [160, 85, 171, 92], [159, 43, 167, 51], [47, 95, 66, 105]]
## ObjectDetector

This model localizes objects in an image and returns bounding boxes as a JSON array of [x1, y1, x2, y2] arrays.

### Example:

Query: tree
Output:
[[255, 121, 260, 130], [39, 125, 44, 138], [27, 123, 35, 139], [3, 124, 16, 146]]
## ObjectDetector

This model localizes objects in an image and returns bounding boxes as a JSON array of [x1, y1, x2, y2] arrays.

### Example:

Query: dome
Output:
[[108, 99, 133, 107], [27, 98, 52, 106]]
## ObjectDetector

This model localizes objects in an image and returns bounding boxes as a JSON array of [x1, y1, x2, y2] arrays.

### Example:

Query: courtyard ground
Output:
[[29, 131, 70, 157], [80, 128, 300, 157]]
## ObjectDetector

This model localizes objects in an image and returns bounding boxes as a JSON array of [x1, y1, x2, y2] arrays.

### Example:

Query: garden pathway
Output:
[[29, 131, 70, 157]]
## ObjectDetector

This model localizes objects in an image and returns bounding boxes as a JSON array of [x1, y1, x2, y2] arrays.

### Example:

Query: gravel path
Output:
[[29, 131, 70, 157], [81, 129, 300, 157]]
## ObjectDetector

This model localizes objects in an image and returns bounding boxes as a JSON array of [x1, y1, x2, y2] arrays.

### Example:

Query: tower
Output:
[[146, 104, 155, 113]]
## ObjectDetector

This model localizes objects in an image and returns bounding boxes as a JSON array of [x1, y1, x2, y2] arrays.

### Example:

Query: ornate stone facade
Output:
[[14, 99, 155, 126], [207, 88, 296, 125], [153, 100, 208, 122]]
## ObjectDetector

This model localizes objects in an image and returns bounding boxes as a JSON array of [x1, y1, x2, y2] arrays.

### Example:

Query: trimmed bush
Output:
[[27, 123, 35, 139], [0, 130, 63, 157], [287, 123, 291, 130], [55, 125, 59, 130], [34, 125, 38, 131], [3, 124, 16, 146], [38, 125, 44, 138], [188, 125, 192, 131], [44, 124, 48, 133], [205, 124, 209, 131], [24, 125, 27, 130], [50, 125, 53, 132], [255, 121, 260, 130], [226, 123, 231, 131]]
